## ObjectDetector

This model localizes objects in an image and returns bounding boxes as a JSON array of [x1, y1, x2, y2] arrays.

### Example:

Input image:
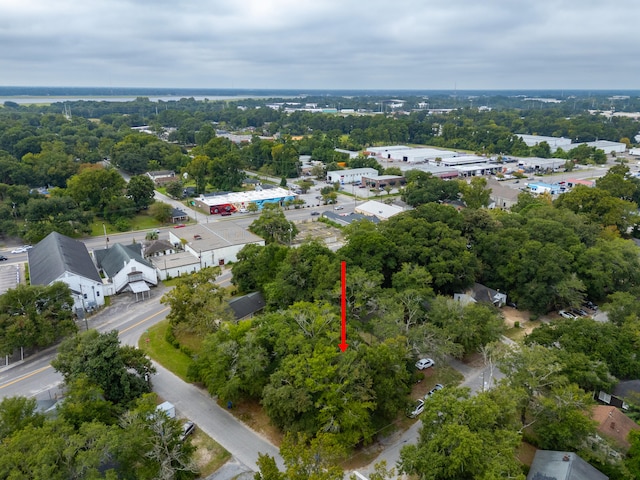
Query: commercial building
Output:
[[355, 200, 404, 220], [361, 175, 405, 189], [364, 145, 412, 158], [518, 134, 573, 151], [389, 147, 458, 163], [194, 187, 295, 215], [327, 168, 379, 184], [169, 223, 264, 268], [578, 140, 627, 154]]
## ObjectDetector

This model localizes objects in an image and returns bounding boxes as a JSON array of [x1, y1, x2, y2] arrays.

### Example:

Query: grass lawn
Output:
[[138, 319, 193, 381], [90, 214, 165, 237], [140, 319, 231, 476], [190, 429, 232, 478]]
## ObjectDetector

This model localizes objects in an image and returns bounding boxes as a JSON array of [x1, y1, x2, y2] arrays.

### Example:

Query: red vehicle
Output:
[[174, 224, 186, 228]]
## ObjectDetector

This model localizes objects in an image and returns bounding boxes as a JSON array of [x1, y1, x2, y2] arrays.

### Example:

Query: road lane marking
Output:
[[1, 306, 170, 391], [0, 365, 51, 390], [118, 306, 170, 334]]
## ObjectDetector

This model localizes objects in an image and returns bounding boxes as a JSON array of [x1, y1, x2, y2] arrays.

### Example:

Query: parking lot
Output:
[[0, 262, 23, 295]]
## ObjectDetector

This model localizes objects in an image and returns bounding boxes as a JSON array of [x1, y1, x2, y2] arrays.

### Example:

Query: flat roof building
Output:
[[327, 168, 379, 184], [355, 200, 404, 220], [518, 134, 573, 150], [194, 187, 295, 214], [389, 147, 459, 163]]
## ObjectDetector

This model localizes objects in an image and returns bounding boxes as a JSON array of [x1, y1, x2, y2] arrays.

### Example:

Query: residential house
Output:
[[171, 208, 189, 224], [527, 450, 608, 480], [321, 211, 380, 227], [28, 231, 105, 314], [143, 239, 177, 259], [146, 170, 176, 186], [591, 405, 640, 451], [454, 283, 507, 308], [94, 243, 157, 299]]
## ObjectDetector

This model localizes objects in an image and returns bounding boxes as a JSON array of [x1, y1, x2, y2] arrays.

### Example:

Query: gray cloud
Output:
[[0, 0, 638, 89]]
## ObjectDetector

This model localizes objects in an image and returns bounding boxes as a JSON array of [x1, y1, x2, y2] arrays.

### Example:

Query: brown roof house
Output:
[[591, 405, 640, 451]]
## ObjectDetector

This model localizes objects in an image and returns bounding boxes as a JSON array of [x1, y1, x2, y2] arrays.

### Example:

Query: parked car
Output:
[[179, 421, 196, 441], [425, 384, 444, 399], [173, 224, 186, 228], [0, 255, 7, 261], [334, 205, 344, 210], [570, 308, 588, 317], [239, 208, 248, 213], [221, 211, 232, 216], [415, 358, 435, 370], [582, 301, 598, 311], [406, 399, 425, 418], [558, 310, 577, 319]]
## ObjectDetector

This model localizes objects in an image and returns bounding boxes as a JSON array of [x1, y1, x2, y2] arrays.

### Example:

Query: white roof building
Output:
[[389, 147, 459, 163], [578, 140, 627, 154], [439, 155, 489, 167], [365, 145, 412, 158], [327, 168, 378, 184], [355, 200, 404, 220], [518, 134, 573, 151], [195, 187, 296, 214]]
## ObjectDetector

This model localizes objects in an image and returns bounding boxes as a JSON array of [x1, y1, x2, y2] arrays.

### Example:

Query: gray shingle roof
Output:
[[228, 292, 266, 320], [28, 232, 102, 286], [94, 243, 152, 278], [527, 451, 608, 480]]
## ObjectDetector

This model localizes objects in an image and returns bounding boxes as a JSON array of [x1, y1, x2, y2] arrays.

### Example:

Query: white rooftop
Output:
[[197, 187, 293, 206], [356, 200, 404, 219]]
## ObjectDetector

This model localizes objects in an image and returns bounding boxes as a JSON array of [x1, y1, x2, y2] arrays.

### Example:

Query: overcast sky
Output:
[[1, 0, 638, 90]]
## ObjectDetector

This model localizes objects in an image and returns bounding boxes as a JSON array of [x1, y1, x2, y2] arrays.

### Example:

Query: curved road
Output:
[[0, 285, 283, 472]]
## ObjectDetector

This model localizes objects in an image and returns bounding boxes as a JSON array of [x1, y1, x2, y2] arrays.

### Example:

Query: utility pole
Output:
[[103, 223, 109, 249]]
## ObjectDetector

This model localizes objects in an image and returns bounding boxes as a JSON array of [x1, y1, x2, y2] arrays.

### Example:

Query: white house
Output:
[[94, 243, 158, 298], [28, 232, 105, 314]]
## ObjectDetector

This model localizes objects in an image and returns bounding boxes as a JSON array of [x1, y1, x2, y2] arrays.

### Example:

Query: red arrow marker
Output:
[[339, 261, 348, 352]]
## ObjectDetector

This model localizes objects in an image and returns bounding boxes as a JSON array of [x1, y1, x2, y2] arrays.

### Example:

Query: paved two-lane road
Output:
[[0, 286, 283, 472]]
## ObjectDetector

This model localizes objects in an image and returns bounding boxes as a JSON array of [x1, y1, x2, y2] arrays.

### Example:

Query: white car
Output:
[[239, 208, 248, 213], [407, 399, 425, 418], [179, 420, 195, 441], [425, 384, 444, 399], [11, 246, 31, 254], [558, 310, 577, 319], [334, 205, 344, 210], [415, 358, 435, 370]]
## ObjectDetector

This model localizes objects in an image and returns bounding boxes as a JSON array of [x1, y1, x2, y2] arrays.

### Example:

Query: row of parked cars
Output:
[[407, 357, 443, 418], [558, 301, 598, 319], [407, 383, 444, 418]]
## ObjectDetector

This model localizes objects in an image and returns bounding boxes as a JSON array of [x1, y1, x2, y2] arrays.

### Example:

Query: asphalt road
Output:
[[0, 284, 284, 473]]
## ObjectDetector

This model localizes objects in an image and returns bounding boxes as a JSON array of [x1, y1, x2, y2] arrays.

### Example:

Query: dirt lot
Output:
[[502, 306, 542, 336], [292, 219, 344, 248]]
